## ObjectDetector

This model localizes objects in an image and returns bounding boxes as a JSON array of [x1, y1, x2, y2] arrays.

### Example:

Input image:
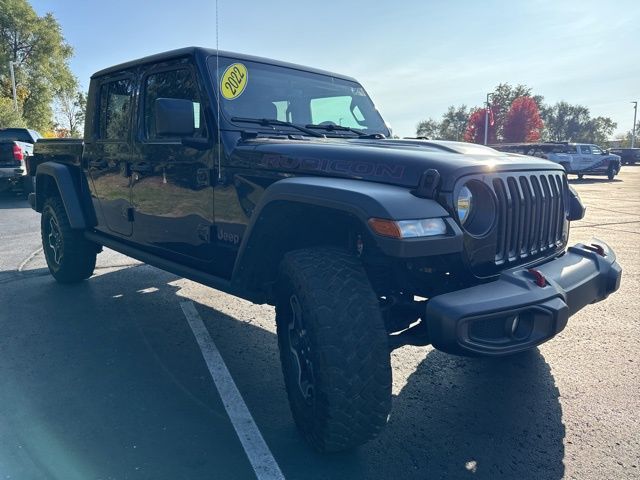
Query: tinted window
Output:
[[591, 145, 603, 154], [143, 68, 206, 139], [99, 78, 133, 140]]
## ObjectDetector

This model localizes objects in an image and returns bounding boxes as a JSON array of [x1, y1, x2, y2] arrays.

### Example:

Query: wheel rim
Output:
[[47, 215, 63, 265], [288, 294, 315, 404]]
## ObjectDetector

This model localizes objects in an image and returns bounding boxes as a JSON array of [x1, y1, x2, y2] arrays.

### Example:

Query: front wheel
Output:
[[42, 196, 97, 283], [276, 248, 392, 452], [607, 165, 616, 180]]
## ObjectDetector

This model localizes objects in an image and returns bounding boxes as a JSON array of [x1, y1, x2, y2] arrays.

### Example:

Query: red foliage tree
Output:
[[464, 108, 496, 144], [502, 96, 544, 142]]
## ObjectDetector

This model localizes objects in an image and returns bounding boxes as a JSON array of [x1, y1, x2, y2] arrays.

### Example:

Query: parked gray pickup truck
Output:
[[28, 47, 622, 452], [0, 128, 40, 194]]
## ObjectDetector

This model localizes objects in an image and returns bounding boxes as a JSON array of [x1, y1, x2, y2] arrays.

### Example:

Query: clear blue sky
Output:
[[32, 0, 639, 138]]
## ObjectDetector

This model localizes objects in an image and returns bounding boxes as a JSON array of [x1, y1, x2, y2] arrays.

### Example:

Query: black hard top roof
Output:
[[91, 46, 358, 83]]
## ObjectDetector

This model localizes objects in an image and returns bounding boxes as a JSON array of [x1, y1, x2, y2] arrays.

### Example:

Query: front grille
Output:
[[492, 172, 567, 266]]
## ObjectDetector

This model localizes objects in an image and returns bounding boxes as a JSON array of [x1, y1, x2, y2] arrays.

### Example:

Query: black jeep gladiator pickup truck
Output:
[[28, 47, 622, 452]]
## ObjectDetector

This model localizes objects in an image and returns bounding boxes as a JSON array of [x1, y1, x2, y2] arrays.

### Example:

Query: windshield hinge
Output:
[[412, 169, 441, 199]]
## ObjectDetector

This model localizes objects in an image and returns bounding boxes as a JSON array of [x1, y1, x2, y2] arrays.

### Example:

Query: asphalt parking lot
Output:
[[1, 167, 639, 480]]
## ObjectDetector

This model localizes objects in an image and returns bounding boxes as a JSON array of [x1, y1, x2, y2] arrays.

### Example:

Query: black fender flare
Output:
[[34, 162, 91, 230], [231, 176, 463, 293]]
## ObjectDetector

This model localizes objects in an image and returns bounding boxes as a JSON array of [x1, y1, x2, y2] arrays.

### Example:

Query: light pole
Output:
[[483, 93, 492, 145], [9, 61, 18, 113], [632, 101, 638, 149]]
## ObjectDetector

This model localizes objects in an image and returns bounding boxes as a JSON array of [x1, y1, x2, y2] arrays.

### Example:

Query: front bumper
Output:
[[426, 239, 621, 356]]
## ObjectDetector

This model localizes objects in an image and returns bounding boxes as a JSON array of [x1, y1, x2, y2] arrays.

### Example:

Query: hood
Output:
[[229, 136, 563, 191]]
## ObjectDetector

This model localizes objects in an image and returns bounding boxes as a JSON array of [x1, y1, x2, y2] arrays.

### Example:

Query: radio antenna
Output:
[[215, 0, 222, 181]]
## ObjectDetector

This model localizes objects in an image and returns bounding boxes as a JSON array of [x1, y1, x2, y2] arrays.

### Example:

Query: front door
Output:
[[131, 63, 215, 267], [85, 75, 135, 237], [578, 145, 593, 171]]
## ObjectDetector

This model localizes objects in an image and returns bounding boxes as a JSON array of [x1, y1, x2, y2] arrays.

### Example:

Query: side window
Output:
[[580, 145, 592, 154], [591, 145, 603, 155], [99, 78, 133, 141], [143, 68, 207, 140]]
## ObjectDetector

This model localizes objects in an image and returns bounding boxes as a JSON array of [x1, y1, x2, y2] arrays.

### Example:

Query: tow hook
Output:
[[584, 243, 606, 257], [527, 268, 547, 287]]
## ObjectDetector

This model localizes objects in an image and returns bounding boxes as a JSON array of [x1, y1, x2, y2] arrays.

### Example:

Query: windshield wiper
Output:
[[305, 123, 386, 139], [230, 117, 325, 138]]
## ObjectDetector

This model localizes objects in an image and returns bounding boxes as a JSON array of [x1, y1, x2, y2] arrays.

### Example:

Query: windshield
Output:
[[208, 57, 389, 136]]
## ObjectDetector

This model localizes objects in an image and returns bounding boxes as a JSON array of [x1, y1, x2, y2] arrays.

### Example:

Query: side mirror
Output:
[[155, 98, 195, 137], [567, 185, 586, 221]]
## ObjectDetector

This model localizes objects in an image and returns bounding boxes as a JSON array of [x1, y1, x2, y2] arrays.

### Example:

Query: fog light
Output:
[[508, 312, 534, 340], [510, 315, 520, 336]]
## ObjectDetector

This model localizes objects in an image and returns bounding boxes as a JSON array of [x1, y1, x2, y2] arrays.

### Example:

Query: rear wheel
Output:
[[275, 248, 392, 452], [42, 196, 97, 283]]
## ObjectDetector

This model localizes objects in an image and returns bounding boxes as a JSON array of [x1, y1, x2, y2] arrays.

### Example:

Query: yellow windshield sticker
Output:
[[220, 63, 248, 100]]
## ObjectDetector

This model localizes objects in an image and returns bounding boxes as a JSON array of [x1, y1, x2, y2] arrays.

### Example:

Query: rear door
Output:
[[131, 61, 215, 267], [84, 74, 135, 237]]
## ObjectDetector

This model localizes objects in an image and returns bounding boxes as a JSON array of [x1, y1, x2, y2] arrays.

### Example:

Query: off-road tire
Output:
[[41, 196, 97, 283], [275, 247, 392, 452]]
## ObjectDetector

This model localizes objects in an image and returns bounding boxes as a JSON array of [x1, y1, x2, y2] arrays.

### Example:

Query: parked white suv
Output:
[[494, 142, 622, 180]]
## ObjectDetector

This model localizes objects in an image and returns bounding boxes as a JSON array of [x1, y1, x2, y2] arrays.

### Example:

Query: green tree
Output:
[[416, 118, 439, 138], [438, 105, 469, 141], [0, 96, 26, 127], [0, 0, 75, 131], [54, 87, 86, 137], [415, 105, 469, 140], [540, 102, 617, 144]]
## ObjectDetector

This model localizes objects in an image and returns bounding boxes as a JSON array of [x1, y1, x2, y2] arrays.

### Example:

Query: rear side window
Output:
[[99, 78, 133, 141], [143, 68, 207, 140]]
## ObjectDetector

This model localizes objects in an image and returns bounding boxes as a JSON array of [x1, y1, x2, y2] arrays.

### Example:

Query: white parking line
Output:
[[18, 247, 42, 272], [180, 301, 285, 480]]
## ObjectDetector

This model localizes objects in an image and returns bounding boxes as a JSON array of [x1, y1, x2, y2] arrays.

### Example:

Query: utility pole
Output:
[[9, 61, 18, 113], [483, 93, 491, 145], [632, 101, 638, 149]]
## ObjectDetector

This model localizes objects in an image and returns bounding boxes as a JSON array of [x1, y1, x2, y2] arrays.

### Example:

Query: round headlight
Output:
[[457, 186, 473, 224]]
